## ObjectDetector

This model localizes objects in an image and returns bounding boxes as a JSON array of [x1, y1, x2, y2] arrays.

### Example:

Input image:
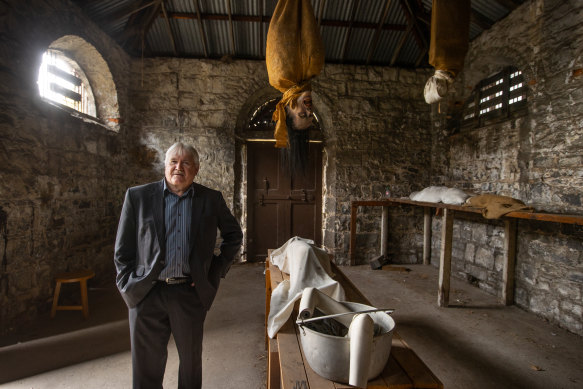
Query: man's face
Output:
[[165, 152, 199, 195], [288, 91, 314, 130]]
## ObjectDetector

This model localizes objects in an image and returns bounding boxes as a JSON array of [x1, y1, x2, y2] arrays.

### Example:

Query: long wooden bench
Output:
[[265, 253, 443, 389]]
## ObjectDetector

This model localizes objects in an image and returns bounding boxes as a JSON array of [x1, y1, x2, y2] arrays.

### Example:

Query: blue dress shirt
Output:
[[159, 181, 193, 280]]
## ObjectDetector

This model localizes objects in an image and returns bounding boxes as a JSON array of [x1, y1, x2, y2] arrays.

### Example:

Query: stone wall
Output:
[[314, 65, 433, 265], [2, 0, 581, 340], [428, 0, 583, 335], [0, 0, 136, 332], [129, 58, 433, 267], [127, 58, 270, 209]]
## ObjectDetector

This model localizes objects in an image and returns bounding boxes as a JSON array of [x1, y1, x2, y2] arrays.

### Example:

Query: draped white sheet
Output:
[[267, 236, 345, 338]]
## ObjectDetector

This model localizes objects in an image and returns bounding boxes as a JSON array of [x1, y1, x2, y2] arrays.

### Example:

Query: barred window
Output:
[[37, 49, 96, 117], [461, 67, 527, 128]]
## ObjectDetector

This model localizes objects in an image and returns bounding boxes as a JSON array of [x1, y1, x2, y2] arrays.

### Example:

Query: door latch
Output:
[[263, 177, 269, 195]]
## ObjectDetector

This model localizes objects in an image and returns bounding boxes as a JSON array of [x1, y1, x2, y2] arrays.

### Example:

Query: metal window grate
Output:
[[461, 67, 527, 128], [37, 49, 93, 116]]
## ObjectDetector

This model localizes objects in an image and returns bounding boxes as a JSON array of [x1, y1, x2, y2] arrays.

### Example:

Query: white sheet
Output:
[[267, 236, 345, 338]]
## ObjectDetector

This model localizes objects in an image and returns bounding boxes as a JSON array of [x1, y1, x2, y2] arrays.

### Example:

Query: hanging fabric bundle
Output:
[[424, 0, 471, 104], [266, 0, 325, 148]]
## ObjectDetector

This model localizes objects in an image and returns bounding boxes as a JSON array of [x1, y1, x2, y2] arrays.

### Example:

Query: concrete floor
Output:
[[1, 261, 582, 388]]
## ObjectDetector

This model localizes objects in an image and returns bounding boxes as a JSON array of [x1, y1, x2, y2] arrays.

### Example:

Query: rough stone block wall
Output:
[[314, 65, 433, 265], [129, 59, 433, 267], [428, 0, 583, 335], [127, 58, 269, 209], [0, 1, 136, 332]]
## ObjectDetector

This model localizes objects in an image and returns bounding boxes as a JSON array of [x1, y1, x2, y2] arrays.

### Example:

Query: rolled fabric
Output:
[[348, 314, 375, 388], [266, 0, 324, 147], [298, 287, 318, 320], [298, 287, 354, 327]]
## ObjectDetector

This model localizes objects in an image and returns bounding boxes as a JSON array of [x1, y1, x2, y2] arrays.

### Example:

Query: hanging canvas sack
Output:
[[266, 0, 324, 147], [424, 0, 471, 104]]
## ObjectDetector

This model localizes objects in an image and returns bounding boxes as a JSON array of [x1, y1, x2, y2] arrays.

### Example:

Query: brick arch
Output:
[[48, 35, 120, 132]]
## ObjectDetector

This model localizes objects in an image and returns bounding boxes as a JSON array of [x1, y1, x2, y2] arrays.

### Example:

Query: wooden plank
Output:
[[376, 355, 413, 389], [505, 210, 583, 225], [266, 267, 272, 349], [391, 337, 443, 389], [423, 207, 431, 265], [437, 209, 453, 307], [502, 219, 517, 305], [294, 320, 337, 389], [268, 337, 281, 389], [277, 318, 310, 389]]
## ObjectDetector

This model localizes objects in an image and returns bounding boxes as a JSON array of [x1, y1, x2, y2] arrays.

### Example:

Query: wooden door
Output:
[[247, 142, 322, 262]]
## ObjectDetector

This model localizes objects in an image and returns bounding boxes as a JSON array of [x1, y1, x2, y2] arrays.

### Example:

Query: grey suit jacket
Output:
[[114, 179, 243, 310]]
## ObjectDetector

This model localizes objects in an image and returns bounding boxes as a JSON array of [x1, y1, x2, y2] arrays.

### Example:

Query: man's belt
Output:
[[160, 277, 191, 285]]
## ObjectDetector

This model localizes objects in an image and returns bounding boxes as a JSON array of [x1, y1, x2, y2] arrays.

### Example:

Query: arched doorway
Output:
[[241, 98, 324, 262]]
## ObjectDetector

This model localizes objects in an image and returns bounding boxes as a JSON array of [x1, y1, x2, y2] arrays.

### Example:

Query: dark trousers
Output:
[[129, 283, 207, 389]]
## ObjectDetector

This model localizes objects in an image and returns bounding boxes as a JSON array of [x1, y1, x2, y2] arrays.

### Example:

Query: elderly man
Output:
[[114, 142, 242, 389]]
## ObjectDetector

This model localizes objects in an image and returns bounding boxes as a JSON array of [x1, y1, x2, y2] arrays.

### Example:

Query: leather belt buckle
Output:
[[164, 277, 190, 285]]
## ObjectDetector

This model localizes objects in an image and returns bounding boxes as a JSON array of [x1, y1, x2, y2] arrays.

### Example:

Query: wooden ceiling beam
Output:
[[391, 19, 414, 65], [366, 0, 392, 65], [164, 11, 407, 32], [226, 0, 236, 56], [194, 0, 209, 58], [160, 1, 177, 56], [340, 0, 361, 63], [104, 0, 159, 26], [398, 0, 427, 51], [317, 0, 326, 27], [121, 0, 163, 54]]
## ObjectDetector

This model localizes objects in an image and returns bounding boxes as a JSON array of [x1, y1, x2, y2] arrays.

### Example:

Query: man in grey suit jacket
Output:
[[114, 142, 242, 389]]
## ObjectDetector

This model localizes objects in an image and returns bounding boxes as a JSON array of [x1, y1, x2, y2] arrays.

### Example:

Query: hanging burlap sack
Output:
[[425, 0, 470, 104], [266, 0, 324, 147], [428, 0, 471, 76]]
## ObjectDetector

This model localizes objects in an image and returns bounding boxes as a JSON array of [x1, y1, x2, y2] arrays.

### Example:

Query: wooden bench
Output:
[[265, 253, 443, 389]]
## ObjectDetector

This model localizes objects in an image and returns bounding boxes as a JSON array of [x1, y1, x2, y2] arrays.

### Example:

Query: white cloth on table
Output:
[[267, 236, 345, 338], [409, 185, 470, 205]]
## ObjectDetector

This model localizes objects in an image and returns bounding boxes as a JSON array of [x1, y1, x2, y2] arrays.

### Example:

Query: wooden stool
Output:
[[51, 269, 95, 319]]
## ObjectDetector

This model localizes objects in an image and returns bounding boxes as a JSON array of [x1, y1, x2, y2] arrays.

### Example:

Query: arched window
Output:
[[38, 49, 96, 117], [36, 35, 120, 132], [460, 66, 527, 128]]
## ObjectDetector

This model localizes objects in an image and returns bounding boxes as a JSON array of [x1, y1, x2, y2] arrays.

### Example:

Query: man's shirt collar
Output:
[[163, 180, 194, 198]]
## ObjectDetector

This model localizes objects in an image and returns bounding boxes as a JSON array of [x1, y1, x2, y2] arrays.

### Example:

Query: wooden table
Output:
[[265, 255, 443, 389], [349, 198, 583, 307]]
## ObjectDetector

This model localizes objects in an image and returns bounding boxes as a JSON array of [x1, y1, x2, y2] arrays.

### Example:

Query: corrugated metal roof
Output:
[[73, 0, 525, 68]]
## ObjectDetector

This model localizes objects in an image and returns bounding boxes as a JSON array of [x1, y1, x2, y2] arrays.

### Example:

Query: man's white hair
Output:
[[165, 142, 200, 168]]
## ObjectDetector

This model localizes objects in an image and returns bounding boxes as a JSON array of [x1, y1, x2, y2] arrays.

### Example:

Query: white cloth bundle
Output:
[[424, 70, 454, 104], [410, 186, 470, 205], [267, 237, 345, 338]]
